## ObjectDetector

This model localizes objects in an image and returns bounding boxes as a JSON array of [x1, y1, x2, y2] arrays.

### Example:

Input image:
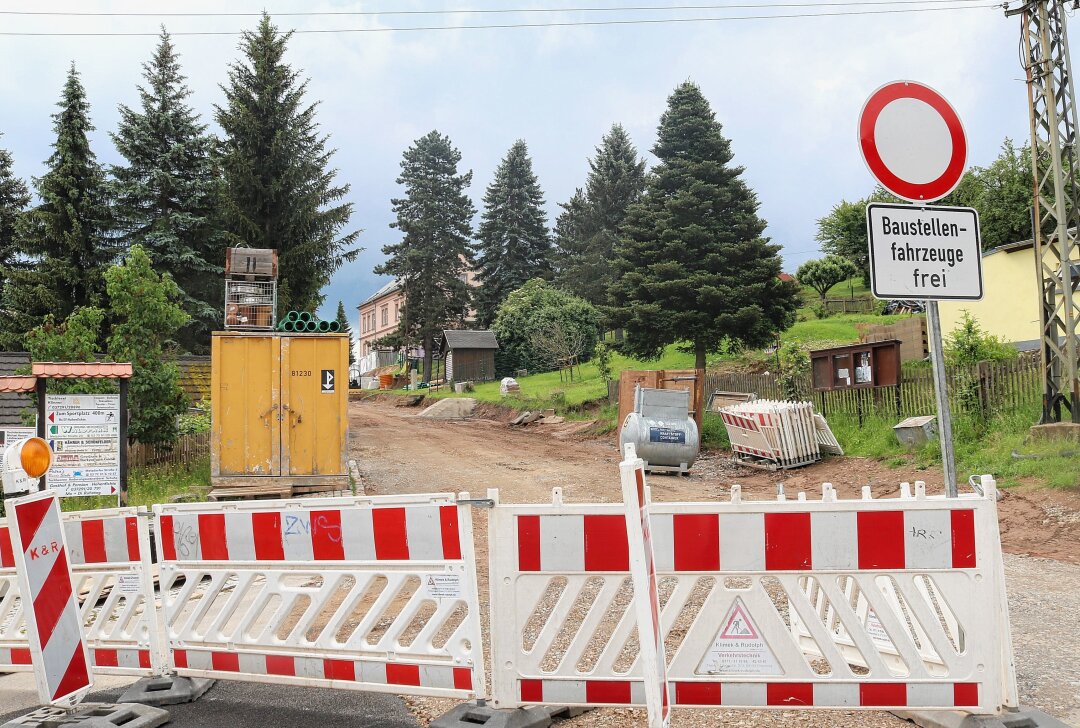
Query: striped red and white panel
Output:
[[519, 679, 979, 709], [0, 524, 14, 568], [158, 504, 463, 563], [9, 493, 92, 705], [173, 649, 473, 692], [90, 647, 152, 671], [0, 646, 32, 667], [63, 516, 141, 566], [516, 509, 977, 572]]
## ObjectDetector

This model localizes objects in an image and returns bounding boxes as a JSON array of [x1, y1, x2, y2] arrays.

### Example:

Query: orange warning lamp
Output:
[[19, 437, 53, 479]]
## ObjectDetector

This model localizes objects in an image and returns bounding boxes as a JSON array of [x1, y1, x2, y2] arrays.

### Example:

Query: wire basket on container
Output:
[[225, 279, 277, 329]]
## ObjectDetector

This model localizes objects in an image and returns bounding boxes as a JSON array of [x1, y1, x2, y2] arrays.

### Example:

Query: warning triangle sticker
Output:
[[697, 598, 782, 675]]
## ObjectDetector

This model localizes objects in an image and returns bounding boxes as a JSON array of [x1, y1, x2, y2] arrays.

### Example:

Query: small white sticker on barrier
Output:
[[116, 573, 141, 595], [698, 599, 781, 675], [422, 574, 462, 600], [865, 610, 895, 647]]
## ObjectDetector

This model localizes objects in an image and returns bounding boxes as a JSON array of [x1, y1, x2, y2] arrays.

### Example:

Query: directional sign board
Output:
[[45, 394, 120, 497], [321, 369, 335, 393], [859, 80, 967, 202], [867, 203, 983, 300]]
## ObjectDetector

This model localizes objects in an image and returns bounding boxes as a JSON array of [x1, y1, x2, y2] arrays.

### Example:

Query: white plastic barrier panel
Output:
[[488, 476, 1017, 715], [153, 493, 486, 699], [0, 506, 163, 678]]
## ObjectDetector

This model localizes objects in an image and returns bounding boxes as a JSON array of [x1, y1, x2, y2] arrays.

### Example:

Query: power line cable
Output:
[[0, 0, 992, 17], [0, 4, 998, 36]]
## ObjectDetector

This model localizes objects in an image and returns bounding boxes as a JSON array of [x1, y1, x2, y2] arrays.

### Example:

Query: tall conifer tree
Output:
[[376, 131, 475, 381], [216, 13, 359, 314], [474, 140, 551, 325], [554, 124, 646, 308], [610, 82, 798, 369], [0, 134, 31, 312], [335, 299, 354, 364], [2, 64, 111, 348], [111, 29, 228, 353]]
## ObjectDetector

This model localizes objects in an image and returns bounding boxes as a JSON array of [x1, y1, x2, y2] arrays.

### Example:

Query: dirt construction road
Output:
[[349, 397, 1080, 726]]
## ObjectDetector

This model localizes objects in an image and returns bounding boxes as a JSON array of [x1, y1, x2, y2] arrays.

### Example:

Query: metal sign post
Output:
[[925, 302, 958, 495], [860, 82, 982, 498]]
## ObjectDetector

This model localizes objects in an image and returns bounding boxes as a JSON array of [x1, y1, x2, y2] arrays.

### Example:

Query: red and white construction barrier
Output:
[[487, 473, 1016, 716], [153, 493, 486, 700], [0, 506, 163, 679], [5, 491, 92, 707], [721, 400, 842, 469]]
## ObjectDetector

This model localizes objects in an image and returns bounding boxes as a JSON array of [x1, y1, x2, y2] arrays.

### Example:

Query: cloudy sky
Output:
[[0, 1, 1028, 321]]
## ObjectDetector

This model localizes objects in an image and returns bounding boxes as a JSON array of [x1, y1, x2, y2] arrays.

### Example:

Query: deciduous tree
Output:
[[796, 255, 858, 303], [105, 245, 189, 444]]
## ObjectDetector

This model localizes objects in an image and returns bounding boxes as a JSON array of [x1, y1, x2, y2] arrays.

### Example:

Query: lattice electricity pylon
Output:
[[1007, 0, 1080, 423]]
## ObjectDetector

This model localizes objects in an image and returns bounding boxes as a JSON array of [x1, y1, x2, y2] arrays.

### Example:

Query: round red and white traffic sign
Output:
[[859, 80, 967, 202]]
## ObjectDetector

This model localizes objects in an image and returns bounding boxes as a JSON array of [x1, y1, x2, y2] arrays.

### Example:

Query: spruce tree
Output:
[[216, 13, 359, 314], [1, 64, 112, 349], [474, 139, 551, 326], [111, 29, 228, 353], [376, 131, 475, 381], [610, 82, 798, 369], [553, 124, 646, 308], [335, 299, 354, 364], [551, 189, 591, 290], [0, 134, 31, 311]]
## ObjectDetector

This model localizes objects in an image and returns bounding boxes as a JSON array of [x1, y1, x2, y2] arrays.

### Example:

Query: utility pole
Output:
[[1007, 0, 1080, 425]]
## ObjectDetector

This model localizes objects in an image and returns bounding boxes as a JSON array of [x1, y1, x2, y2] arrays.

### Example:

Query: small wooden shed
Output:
[[439, 330, 499, 382]]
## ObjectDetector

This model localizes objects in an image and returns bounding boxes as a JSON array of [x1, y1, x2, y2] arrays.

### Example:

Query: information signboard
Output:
[[45, 394, 121, 497], [867, 203, 983, 301]]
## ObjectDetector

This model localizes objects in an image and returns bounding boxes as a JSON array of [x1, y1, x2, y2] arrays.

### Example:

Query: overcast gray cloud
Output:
[[0, 1, 1028, 321]]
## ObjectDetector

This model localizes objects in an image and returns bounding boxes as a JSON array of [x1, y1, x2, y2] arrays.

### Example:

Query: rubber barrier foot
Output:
[[430, 702, 555, 728], [893, 706, 1073, 728], [119, 676, 215, 706], [1, 702, 169, 728]]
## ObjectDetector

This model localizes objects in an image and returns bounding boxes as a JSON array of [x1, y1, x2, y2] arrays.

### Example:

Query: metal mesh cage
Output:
[[225, 279, 277, 330]]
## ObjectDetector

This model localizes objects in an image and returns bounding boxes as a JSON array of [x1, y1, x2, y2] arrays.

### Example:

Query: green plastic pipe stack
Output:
[[328, 321, 341, 333]]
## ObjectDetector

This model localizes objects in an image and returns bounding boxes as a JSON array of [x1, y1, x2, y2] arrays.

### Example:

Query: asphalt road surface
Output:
[[0, 675, 422, 728]]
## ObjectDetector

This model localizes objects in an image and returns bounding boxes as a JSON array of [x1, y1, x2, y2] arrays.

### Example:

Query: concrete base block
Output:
[[118, 676, 214, 707], [893, 706, 1073, 728], [430, 702, 553, 728], [1029, 421, 1080, 442], [1, 703, 169, 728]]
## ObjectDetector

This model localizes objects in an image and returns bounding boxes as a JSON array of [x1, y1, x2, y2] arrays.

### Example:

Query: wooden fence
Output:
[[704, 355, 1042, 419], [128, 432, 209, 469]]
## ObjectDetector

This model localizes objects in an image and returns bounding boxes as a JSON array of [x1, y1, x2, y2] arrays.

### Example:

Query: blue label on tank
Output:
[[649, 427, 685, 444]]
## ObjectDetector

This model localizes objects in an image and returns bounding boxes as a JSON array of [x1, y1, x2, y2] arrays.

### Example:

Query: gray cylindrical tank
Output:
[[619, 412, 700, 472]]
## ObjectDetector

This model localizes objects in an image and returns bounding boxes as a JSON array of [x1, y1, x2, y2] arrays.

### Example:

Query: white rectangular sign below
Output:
[[866, 203, 983, 301], [45, 394, 120, 497]]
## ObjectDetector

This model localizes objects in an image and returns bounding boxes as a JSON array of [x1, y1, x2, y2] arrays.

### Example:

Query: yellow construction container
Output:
[[211, 332, 349, 492]]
